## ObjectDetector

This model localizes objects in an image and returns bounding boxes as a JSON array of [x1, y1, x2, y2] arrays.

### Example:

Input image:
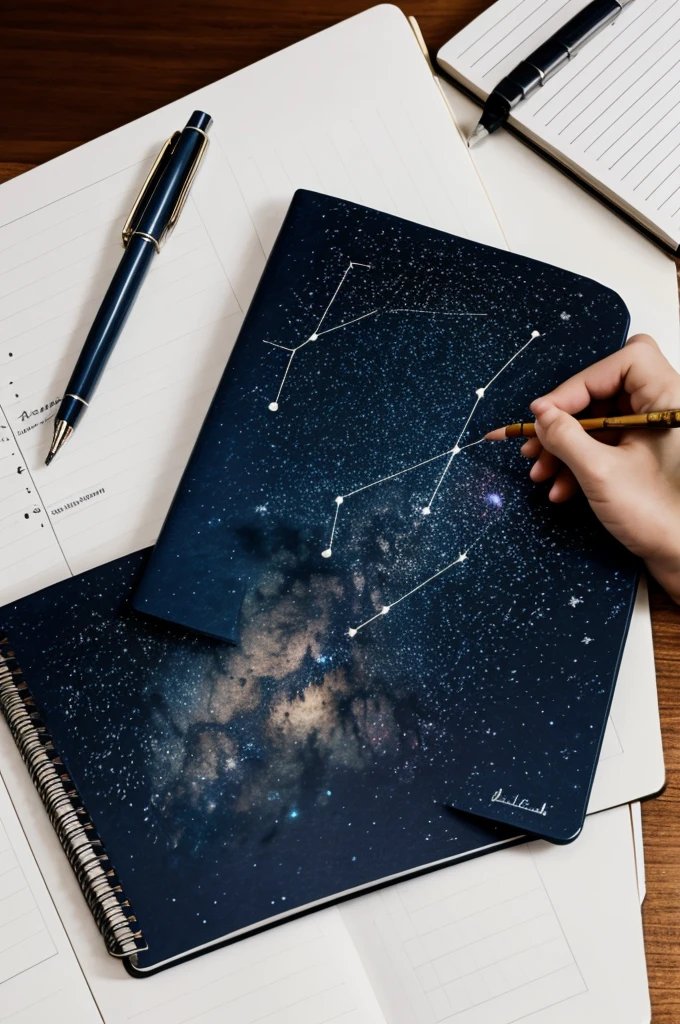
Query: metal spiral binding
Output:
[[0, 639, 146, 958]]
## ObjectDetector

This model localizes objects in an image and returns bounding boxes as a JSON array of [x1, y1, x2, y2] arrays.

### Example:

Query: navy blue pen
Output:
[[45, 110, 212, 466]]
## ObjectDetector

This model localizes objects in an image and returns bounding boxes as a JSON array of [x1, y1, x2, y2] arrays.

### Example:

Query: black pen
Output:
[[45, 110, 212, 466], [468, 0, 636, 148]]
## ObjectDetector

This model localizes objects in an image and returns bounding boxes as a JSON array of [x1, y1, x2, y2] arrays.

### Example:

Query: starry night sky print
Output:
[[1, 192, 638, 971]]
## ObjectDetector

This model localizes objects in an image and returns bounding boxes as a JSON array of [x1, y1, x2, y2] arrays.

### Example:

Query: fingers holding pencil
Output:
[[480, 334, 680, 603]]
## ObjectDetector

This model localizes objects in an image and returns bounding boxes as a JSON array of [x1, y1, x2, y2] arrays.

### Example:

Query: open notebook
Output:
[[0, 751, 650, 1023], [438, 0, 680, 254]]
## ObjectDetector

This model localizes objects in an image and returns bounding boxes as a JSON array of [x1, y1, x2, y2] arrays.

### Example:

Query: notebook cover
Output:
[[133, 189, 637, 845], [0, 551, 520, 974]]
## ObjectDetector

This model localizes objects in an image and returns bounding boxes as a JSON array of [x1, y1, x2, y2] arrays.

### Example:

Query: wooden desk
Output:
[[2, 1, 680, 1018]]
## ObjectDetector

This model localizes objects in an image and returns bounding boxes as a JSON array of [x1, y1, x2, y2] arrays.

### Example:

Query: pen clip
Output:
[[122, 132, 181, 247], [163, 127, 210, 243]]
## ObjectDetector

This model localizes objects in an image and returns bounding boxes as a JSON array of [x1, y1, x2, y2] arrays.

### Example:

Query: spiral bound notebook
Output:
[[0, 549, 522, 975], [134, 189, 638, 846]]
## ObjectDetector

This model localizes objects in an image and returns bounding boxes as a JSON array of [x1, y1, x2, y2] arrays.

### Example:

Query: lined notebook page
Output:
[[0, 4, 504, 609], [341, 805, 649, 1024], [0, 773, 100, 1022], [84, 910, 385, 1024], [438, 0, 680, 249]]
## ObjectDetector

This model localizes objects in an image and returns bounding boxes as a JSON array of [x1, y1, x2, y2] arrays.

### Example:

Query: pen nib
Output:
[[467, 124, 489, 149], [45, 419, 73, 467]]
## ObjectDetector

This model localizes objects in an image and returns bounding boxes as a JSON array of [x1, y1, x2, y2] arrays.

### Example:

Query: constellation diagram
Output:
[[263, 260, 488, 412], [348, 517, 499, 637], [315, 328, 543, 636]]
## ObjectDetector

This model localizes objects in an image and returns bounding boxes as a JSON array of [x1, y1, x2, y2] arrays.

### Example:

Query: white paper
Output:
[[341, 805, 649, 1024], [79, 908, 385, 1024], [0, 771, 101, 1022], [438, 0, 680, 249], [630, 802, 646, 903]]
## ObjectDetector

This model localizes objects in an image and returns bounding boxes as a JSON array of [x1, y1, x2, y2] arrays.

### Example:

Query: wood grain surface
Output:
[[2, 1, 680, 1018]]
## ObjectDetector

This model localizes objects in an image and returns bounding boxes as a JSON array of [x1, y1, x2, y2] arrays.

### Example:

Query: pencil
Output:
[[486, 408, 680, 440]]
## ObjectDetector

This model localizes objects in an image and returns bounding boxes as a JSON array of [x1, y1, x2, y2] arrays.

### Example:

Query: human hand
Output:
[[501, 334, 680, 602]]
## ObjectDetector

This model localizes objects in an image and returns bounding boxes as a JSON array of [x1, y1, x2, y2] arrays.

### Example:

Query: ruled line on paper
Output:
[[470, 0, 555, 71], [442, 0, 680, 238], [0, 819, 57, 987], [593, 68, 680, 156], [637, 141, 680, 195], [484, 1, 575, 79], [532, 0, 668, 117], [540, 0, 673, 126], [602, 90, 680, 166], [458, 0, 530, 60], [564, 16, 680, 143], [350, 850, 587, 1024]]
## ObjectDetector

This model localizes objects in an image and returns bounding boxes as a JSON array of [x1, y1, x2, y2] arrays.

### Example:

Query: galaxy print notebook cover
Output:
[[134, 188, 637, 846], [0, 551, 521, 974]]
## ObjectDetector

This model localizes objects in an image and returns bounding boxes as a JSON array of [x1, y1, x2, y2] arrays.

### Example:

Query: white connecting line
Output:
[[263, 260, 487, 412], [422, 329, 541, 515], [348, 518, 496, 636], [317, 328, 543, 636]]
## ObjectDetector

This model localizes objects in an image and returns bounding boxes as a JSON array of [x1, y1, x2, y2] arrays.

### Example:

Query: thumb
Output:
[[530, 398, 613, 493]]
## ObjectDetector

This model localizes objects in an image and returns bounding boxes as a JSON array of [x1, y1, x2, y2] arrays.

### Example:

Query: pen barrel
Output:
[[135, 113, 211, 244], [63, 235, 155, 413], [502, 0, 623, 102], [556, 0, 623, 54], [495, 65, 544, 108]]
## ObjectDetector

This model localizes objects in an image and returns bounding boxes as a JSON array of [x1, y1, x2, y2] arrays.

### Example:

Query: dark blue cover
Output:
[[134, 190, 637, 844]]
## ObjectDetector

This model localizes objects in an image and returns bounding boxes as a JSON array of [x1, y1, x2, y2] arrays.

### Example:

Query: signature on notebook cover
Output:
[[491, 788, 548, 817]]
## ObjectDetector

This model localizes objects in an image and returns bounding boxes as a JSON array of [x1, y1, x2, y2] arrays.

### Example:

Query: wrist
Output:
[[645, 549, 680, 605]]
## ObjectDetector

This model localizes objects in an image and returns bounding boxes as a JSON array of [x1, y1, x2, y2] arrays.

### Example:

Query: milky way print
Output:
[[3, 192, 637, 971]]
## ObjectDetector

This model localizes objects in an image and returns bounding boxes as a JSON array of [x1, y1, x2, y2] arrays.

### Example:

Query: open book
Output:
[[0, 762, 650, 1023], [437, 0, 680, 254]]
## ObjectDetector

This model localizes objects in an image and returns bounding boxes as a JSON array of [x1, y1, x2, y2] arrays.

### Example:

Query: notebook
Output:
[[0, 4, 504, 613], [437, 0, 680, 255], [133, 187, 637, 845], [0, 548, 521, 975], [0, 746, 651, 1024]]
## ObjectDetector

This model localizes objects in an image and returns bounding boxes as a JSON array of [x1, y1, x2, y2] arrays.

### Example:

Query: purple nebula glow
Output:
[[486, 493, 503, 507]]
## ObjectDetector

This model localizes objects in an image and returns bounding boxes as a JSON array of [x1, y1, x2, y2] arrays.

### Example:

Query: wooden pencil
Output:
[[488, 408, 680, 439]]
